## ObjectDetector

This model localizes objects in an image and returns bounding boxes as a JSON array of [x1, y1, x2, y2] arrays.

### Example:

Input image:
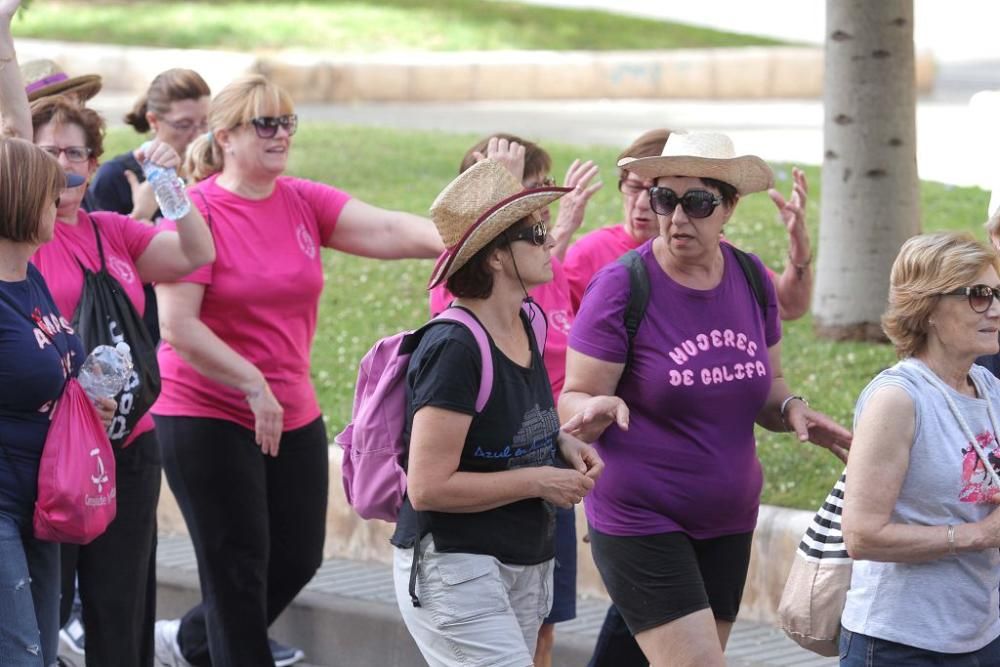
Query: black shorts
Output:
[[588, 526, 753, 634]]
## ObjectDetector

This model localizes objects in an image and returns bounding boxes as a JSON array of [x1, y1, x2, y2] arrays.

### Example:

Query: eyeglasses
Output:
[[507, 222, 549, 247], [940, 285, 1000, 313], [648, 187, 724, 219], [524, 176, 556, 189], [619, 178, 654, 197], [159, 117, 209, 133], [38, 145, 92, 163], [248, 114, 298, 139]]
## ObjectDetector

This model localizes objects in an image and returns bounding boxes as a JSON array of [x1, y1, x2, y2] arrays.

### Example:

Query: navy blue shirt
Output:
[[0, 263, 84, 515]]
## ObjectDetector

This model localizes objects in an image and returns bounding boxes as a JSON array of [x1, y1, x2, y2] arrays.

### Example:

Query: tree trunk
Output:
[[814, 0, 919, 341]]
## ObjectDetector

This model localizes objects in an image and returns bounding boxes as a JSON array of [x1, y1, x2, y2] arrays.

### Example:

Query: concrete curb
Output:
[[157, 447, 817, 627], [17, 39, 934, 103]]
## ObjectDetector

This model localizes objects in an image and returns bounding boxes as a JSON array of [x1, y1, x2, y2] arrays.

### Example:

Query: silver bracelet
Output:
[[947, 524, 957, 555], [780, 395, 808, 424]]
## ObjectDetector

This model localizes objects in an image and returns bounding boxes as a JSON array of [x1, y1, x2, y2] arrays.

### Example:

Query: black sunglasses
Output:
[[648, 187, 723, 219], [507, 222, 549, 247], [248, 114, 298, 139], [940, 285, 1000, 313]]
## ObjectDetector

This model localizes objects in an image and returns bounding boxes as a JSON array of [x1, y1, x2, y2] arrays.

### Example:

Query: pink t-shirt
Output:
[[32, 209, 161, 442], [428, 256, 574, 402], [563, 224, 640, 312], [153, 175, 351, 431]]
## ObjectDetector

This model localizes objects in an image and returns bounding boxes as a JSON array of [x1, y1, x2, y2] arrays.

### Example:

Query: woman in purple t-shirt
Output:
[[559, 131, 851, 667]]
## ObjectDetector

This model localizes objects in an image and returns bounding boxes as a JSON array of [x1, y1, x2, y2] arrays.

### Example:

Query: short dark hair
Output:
[[459, 133, 552, 180], [700, 177, 739, 207], [617, 128, 671, 187], [30, 95, 106, 159], [445, 216, 534, 298]]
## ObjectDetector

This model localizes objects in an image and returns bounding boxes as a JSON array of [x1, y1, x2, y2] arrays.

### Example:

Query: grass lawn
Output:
[[102, 124, 989, 511], [12, 0, 785, 52]]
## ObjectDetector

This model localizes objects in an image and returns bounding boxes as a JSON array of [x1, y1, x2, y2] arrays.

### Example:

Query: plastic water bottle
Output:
[[141, 143, 191, 219], [78, 342, 134, 400]]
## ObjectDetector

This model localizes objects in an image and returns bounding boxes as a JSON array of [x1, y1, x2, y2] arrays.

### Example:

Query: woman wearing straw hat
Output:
[[559, 131, 851, 667], [392, 159, 604, 667]]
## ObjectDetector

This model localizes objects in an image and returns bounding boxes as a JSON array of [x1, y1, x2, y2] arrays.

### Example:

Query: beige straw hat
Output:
[[21, 59, 102, 103], [427, 159, 570, 289], [617, 131, 774, 195]]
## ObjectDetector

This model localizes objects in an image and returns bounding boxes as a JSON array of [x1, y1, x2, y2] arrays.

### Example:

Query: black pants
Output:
[[155, 415, 328, 667], [59, 429, 162, 667], [588, 605, 648, 667]]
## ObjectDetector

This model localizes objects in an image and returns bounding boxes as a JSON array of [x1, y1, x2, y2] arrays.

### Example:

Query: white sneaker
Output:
[[154, 619, 192, 667]]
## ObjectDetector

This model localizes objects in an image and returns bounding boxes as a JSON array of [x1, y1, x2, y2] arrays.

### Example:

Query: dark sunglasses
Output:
[[248, 114, 298, 139], [507, 222, 549, 247], [940, 285, 1000, 313], [648, 187, 723, 219]]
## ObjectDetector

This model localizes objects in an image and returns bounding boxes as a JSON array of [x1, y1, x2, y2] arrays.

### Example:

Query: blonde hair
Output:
[[185, 74, 294, 180], [985, 208, 1000, 248], [0, 137, 65, 243], [882, 232, 1000, 358]]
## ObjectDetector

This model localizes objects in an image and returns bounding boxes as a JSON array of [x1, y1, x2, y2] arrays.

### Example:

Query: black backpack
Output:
[[617, 246, 768, 364], [72, 215, 162, 445]]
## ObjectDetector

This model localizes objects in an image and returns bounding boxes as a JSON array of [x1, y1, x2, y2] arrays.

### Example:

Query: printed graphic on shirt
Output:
[[960, 430, 1000, 503], [107, 255, 136, 284], [473, 404, 559, 469], [666, 327, 766, 387], [550, 309, 572, 334], [31, 307, 76, 415], [296, 222, 317, 259]]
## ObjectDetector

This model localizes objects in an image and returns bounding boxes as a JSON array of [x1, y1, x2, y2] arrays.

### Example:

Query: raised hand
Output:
[[473, 136, 525, 183]]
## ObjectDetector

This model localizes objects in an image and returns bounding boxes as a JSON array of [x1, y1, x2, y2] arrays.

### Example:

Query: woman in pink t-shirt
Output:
[[0, 20, 216, 664], [150, 74, 443, 667]]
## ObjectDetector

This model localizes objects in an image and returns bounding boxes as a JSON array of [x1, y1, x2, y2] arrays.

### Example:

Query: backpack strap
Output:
[[435, 301, 547, 414], [436, 307, 493, 413], [729, 245, 768, 312], [616, 250, 650, 366]]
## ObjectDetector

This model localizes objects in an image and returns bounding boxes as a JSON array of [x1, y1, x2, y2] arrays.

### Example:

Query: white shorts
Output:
[[393, 536, 554, 667]]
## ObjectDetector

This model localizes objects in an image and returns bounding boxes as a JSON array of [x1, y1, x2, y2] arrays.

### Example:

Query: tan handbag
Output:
[[777, 472, 851, 657]]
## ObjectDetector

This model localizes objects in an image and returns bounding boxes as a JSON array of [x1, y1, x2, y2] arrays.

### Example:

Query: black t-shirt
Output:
[[391, 308, 559, 564], [87, 150, 161, 345]]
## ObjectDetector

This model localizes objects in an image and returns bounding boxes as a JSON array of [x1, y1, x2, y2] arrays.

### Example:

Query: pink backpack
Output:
[[335, 303, 545, 522]]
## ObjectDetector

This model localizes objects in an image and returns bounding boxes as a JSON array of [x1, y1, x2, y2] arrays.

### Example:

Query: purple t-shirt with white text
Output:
[[569, 241, 781, 538]]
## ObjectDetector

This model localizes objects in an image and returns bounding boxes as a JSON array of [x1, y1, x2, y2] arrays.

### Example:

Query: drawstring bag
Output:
[[34, 377, 117, 544], [0, 288, 117, 544], [72, 215, 160, 445]]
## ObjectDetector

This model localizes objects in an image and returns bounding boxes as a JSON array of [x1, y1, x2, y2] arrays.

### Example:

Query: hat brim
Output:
[[27, 75, 102, 103], [428, 186, 570, 289], [617, 154, 774, 195]]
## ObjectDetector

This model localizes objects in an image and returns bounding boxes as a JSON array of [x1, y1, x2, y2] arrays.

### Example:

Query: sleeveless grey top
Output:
[[841, 358, 1000, 653]]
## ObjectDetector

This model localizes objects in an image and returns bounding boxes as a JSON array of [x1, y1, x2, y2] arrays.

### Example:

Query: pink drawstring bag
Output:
[[34, 377, 117, 544]]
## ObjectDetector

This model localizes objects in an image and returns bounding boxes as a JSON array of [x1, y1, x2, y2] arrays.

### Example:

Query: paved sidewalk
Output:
[[153, 534, 835, 667]]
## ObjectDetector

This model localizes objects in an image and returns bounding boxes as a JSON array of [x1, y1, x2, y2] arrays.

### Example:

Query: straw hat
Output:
[[21, 59, 102, 103], [618, 131, 774, 195], [427, 159, 570, 289]]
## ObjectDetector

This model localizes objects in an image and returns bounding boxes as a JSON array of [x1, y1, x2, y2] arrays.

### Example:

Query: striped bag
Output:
[[777, 471, 851, 657]]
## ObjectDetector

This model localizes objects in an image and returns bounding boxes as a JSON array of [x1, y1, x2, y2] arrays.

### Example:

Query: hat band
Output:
[[25, 72, 68, 95]]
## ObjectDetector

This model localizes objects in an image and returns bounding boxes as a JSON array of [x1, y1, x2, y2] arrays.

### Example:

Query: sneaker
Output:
[[59, 612, 86, 655], [154, 619, 192, 667], [270, 638, 306, 667]]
